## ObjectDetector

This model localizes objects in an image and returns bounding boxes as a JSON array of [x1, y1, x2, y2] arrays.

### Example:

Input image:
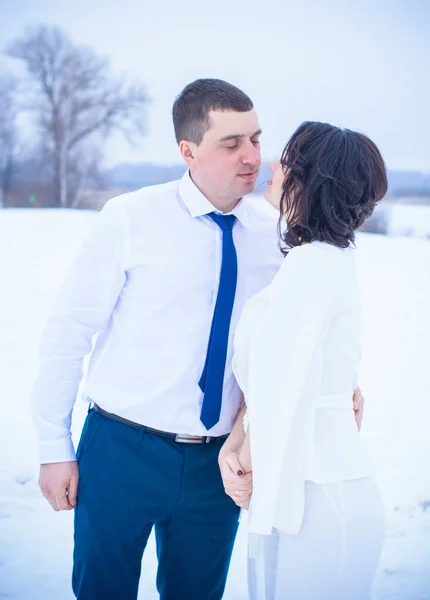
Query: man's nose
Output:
[[241, 141, 261, 166]]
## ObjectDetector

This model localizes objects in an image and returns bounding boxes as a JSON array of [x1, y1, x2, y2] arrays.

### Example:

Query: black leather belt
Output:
[[92, 403, 228, 444]]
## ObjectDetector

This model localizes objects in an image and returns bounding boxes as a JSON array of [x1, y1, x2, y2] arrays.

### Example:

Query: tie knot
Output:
[[208, 212, 237, 231]]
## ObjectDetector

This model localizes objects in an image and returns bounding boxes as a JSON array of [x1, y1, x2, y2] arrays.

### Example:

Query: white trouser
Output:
[[248, 477, 385, 600]]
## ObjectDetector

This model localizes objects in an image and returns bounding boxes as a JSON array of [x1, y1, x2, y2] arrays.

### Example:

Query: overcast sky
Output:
[[1, 0, 429, 171]]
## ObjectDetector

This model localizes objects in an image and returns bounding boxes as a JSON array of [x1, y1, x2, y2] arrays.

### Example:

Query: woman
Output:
[[232, 122, 388, 599]]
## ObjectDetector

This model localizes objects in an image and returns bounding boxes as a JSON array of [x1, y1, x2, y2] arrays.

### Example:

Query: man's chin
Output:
[[237, 179, 257, 196]]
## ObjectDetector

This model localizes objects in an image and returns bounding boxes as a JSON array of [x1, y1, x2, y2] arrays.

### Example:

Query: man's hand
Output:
[[39, 461, 79, 511], [219, 451, 252, 510], [353, 387, 364, 432]]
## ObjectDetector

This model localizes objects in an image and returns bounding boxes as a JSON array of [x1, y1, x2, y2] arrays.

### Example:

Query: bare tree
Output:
[[0, 75, 18, 207], [7, 25, 148, 208], [68, 143, 105, 209]]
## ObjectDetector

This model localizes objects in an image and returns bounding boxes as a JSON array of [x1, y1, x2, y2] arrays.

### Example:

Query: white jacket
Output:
[[232, 241, 374, 536]]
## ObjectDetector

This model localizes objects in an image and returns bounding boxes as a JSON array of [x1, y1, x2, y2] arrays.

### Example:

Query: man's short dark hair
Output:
[[172, 78, 253, 145]]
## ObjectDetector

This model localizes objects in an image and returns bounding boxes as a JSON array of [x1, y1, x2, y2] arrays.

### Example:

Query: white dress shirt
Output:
[[232, 241, 374, 537], [31, 171, 282, 464]]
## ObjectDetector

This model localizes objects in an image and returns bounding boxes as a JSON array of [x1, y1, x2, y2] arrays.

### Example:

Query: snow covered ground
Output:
[[389, 203, 430, 239], [0, 206, 429, 600]]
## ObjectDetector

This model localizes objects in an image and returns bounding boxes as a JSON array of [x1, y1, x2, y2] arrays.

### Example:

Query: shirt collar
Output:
[[178, 170, 251, 228]]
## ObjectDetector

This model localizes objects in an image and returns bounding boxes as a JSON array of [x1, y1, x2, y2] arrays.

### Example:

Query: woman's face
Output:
[[264, 160, 285, 211]]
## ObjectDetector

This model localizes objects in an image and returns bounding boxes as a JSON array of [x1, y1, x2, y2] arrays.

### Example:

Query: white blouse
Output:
[[232, 241, 374, 537]]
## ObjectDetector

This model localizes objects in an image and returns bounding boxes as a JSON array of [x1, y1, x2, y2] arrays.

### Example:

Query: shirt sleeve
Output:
[[247, 244, 339, 535], [31, 199, 128, 464]]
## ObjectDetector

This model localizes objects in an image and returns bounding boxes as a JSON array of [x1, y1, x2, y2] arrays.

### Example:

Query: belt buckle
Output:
[[175, 434, 205, 444]]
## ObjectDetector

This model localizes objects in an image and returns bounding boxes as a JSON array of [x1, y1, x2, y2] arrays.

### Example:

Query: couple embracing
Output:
[[32, 78, 387, 599]]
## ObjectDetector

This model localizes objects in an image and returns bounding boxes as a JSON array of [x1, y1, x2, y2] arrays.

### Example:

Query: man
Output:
[[33, 78, 363, 600]]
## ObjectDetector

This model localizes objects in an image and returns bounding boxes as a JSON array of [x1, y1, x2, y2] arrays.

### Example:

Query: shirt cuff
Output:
[[39, 437, 77, 464]]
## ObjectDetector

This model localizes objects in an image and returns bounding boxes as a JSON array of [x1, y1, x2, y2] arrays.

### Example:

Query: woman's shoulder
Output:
[[286, 241, 354, 263], [276, 241, 355, 286]]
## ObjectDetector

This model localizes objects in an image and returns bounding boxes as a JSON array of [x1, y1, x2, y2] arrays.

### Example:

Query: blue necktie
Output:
[[199, 213, 238, 430]]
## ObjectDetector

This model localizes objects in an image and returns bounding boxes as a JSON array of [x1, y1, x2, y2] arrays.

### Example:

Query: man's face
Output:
[[185, 109, 262, 204]]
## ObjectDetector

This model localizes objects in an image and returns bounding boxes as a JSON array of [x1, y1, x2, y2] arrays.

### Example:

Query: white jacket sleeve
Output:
[[31, 199, 128, 464], [247, 244, 339, 535]]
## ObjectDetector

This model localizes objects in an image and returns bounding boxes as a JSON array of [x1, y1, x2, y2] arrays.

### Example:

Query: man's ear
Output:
[[179, 140, 196, 167]]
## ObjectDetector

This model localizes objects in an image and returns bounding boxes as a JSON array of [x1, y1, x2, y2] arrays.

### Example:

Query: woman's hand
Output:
[[219, 450, 253, 508]]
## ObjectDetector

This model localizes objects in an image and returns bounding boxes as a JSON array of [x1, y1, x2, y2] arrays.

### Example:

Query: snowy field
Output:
[[0, 205, 430, 600], [389, 203, 430, 239]]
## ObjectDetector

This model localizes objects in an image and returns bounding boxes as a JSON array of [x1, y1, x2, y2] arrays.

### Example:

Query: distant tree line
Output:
[[0, 25, 148, 208], [1, 25, 428, 210]]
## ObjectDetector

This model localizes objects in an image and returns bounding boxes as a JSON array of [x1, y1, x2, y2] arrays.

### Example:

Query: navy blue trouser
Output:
[[72, 409, 240, 600]]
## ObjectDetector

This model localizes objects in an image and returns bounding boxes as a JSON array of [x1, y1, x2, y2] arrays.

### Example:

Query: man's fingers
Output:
[[45, 491, 75, 512], [40, 487, 58, 511], [47, 495, 60, 511], [55, 493, 70, 511], [354, 407, 363, 432], [353, 387, 364, 411], [352, 387, 364, 432], [39, 461, 80, 511], [67, 474, 79, 508], [42, 485, 74, 511]]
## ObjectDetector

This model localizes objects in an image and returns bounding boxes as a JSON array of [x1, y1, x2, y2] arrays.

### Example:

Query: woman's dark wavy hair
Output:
[[278, 121, 388, 253]]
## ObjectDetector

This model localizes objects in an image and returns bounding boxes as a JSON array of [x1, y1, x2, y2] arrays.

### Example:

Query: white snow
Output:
[[388, 203, 430, 239], [0, 207, 429, 599]]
